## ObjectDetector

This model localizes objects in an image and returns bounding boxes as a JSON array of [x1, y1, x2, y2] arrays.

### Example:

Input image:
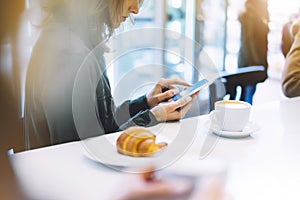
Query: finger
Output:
[[179, 93, 198, 117], [159, 78, 192, 88], [140, 166, 157, 182], [179, 99, 194, 117], [161, 82, 178, 90], [168, 88, 180, 96], [155, 88, 179, 102], [165, 110, 182, 121], [191, 90, 200, 97], [162, 99, 191, 121], [173, 96, 192, 109]]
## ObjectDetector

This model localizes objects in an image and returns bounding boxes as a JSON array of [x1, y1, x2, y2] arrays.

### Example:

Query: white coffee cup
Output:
[[210, 100, 251, 132]]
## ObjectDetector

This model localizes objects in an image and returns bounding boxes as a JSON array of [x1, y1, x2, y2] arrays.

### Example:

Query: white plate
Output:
[[82, 135, 156, 168], [205, 120, 260, 138], [81, 131, 195, 169]]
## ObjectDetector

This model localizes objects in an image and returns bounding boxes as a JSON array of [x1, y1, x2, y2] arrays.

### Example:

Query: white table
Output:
[[11, 97, 300, 200]]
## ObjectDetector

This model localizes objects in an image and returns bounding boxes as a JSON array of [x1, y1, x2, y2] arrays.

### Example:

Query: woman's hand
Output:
[[150, 92, 199, 122], [146, 78, 192, 108]]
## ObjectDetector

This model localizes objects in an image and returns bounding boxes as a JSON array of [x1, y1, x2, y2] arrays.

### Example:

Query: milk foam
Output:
[[217, 101, 249, 109]]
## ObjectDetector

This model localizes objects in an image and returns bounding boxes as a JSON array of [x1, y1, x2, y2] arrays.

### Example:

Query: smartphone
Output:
[[172, 79, 209, 101]]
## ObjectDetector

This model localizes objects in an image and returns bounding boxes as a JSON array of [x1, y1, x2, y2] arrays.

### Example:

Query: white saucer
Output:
[[205, 121, 260, 138]]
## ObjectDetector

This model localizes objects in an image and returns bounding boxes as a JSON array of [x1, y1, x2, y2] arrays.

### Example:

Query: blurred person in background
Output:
[[227, 0, 269, 104], [281, 16, 300, 97], [0, 0, 26, 151], [0, 0, 28, 199]]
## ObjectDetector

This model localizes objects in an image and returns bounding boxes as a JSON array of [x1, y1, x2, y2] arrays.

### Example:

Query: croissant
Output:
[[116, 126, 168, 157]]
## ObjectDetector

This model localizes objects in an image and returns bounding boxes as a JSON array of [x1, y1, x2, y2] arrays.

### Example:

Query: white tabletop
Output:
[[11, 97, 300, 200]]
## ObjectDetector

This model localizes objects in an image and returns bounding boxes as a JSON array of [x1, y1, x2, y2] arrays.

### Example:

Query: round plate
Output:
[[205, 121, 260, 138]]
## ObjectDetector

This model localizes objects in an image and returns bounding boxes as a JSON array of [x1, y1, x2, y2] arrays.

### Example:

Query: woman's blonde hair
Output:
[[40, 0, 127, 45], [107, 0, 124, 29], [39, 0, 144, 46]]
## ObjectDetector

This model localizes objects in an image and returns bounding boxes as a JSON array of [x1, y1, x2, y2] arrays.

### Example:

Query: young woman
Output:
[[25, 0, 198, 149]]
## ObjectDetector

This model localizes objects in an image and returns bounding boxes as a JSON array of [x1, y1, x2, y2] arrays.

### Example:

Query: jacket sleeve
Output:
[[282, 31, 300, 98], [118, 109, 159, 131], [114, 95, 149, 124], [113, 95, 159, 131], [96, 82, 159, 133], [95, 54, 158, 134]]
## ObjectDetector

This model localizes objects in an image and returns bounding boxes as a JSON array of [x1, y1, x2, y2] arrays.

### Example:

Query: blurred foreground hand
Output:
[[113, 166, 225, 200]]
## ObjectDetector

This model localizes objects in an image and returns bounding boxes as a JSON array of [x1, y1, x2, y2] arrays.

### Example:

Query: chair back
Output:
[[185, 65, 266, 118]]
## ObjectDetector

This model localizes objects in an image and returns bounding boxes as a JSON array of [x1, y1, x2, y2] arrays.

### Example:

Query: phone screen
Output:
[[172, 79, 208, 101]]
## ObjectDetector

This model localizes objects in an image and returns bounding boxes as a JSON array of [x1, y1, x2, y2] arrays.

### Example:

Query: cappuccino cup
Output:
[[210, 100, 251, 132]]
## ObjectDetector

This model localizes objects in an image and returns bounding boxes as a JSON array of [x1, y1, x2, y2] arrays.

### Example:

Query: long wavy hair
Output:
[[39, 0, 125, 47], [38, 0, 144, 48]]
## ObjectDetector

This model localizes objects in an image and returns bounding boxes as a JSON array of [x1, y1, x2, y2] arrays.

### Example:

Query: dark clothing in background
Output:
[[0, 1, 29, 199], [0, 0, 25, 151], [228, 0, 269, 104]]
